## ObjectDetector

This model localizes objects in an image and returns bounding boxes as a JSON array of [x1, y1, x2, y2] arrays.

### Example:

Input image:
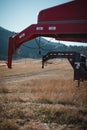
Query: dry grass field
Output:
[[0, 59, 87, 130]]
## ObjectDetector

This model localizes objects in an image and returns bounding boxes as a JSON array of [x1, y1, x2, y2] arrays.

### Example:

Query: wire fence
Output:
[[0, 37, 64, 67]]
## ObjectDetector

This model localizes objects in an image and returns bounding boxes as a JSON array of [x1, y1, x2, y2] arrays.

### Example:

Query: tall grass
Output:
[[0, 59, 87, 130]]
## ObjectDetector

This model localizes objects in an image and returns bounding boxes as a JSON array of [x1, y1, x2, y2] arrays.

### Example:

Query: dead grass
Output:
[[0, 59, 87, 130]]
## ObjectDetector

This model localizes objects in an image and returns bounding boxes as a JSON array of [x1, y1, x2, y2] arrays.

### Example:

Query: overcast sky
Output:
[[0, 0, 71, 32]]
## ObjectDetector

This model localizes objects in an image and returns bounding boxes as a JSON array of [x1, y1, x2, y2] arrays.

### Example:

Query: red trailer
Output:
[[7, 0, 87, 69]]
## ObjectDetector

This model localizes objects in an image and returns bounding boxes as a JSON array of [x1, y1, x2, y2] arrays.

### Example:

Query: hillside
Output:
[[0, 27, 14, 59], [0, 27, 58, 60], [0, 26, 87, 60]]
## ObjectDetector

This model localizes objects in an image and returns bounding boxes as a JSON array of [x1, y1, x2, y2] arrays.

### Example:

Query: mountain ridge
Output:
[[0, 26, 87, 60]]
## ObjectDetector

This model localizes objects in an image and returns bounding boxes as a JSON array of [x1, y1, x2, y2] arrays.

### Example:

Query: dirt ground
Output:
[[0, 59, 87, 130]]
